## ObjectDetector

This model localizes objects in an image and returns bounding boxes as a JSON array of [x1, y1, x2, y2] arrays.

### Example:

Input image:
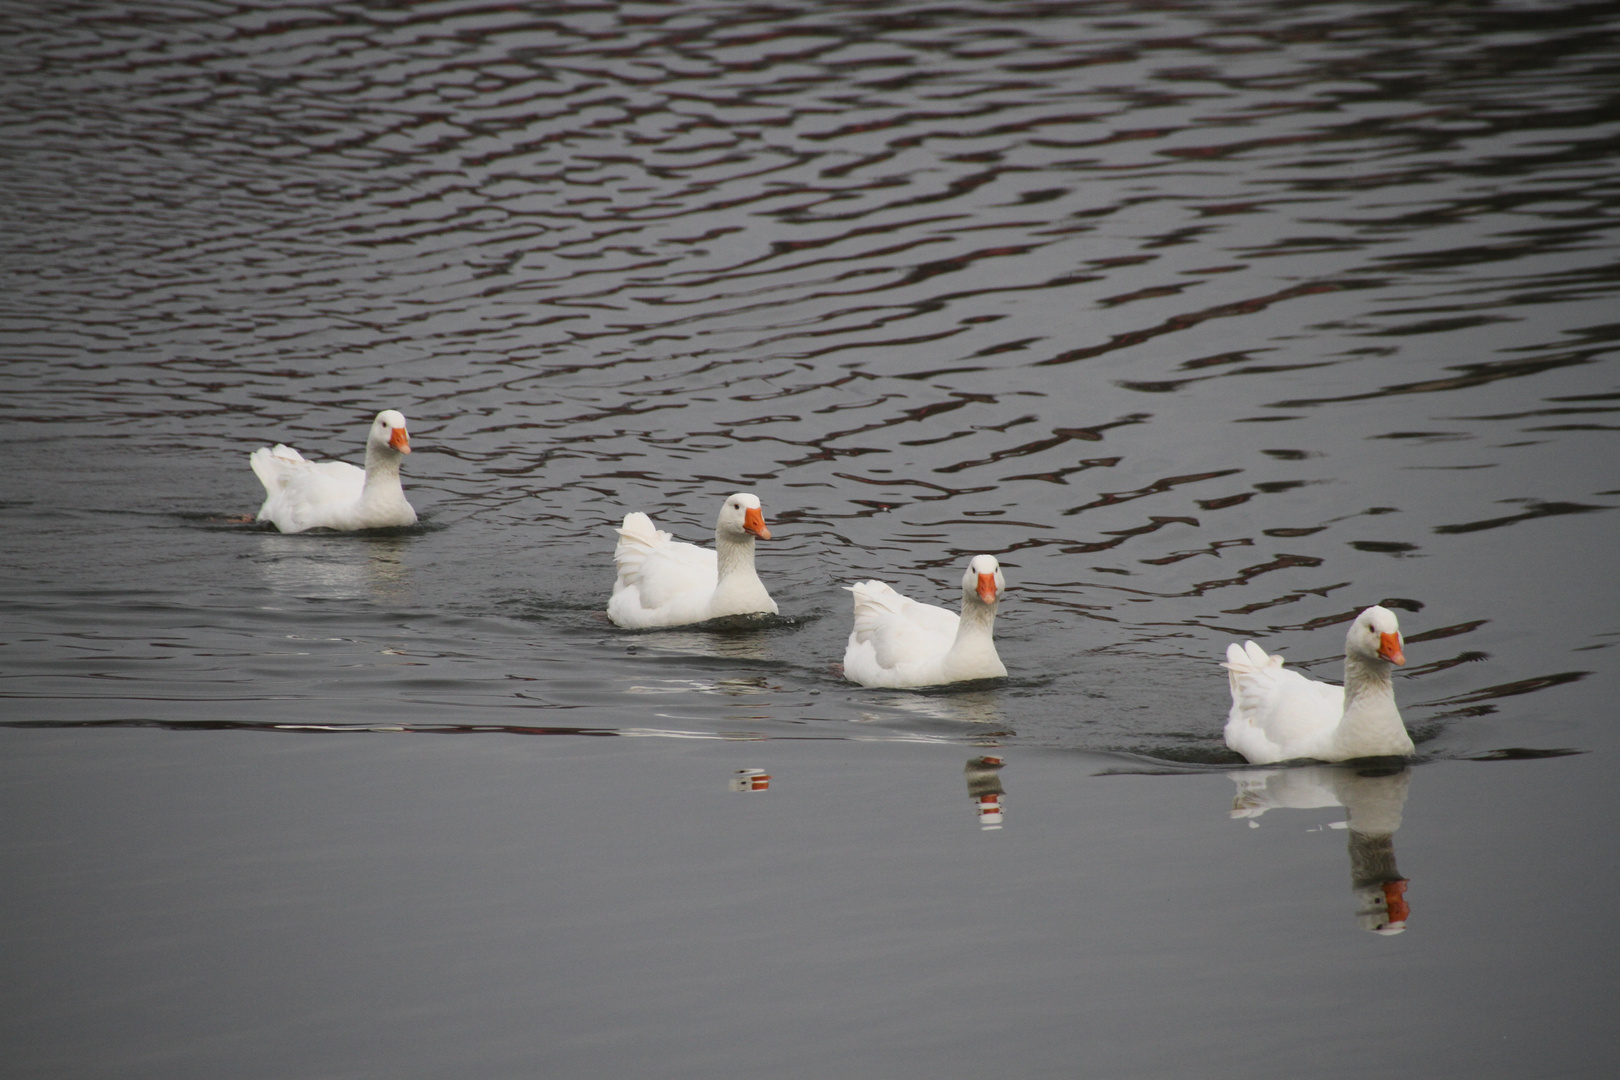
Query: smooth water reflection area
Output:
[[2, 0, 1619, 1077], [4, 730, 1612, 1079]]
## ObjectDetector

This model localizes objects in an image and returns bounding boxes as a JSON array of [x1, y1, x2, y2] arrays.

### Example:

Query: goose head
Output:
[[1347, 605, 1405, 667], [370, 410, 411, 454], [717, 492, 771, 540], [963, 554, 1004, 606]]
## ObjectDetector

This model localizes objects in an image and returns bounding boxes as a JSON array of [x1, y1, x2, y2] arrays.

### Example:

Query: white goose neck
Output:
[[714, 527, 757, 582], [1342, 651, 1394, 704], [947, 596, 998, 652], [957, 595, 998, 636], [362, 443, 405, 498], [1333, 651, 1408, 758], [942, 595, 1004, 679]]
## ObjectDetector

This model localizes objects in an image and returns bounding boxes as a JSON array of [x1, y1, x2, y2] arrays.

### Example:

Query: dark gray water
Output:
[[2, 2, 1617, 1076]]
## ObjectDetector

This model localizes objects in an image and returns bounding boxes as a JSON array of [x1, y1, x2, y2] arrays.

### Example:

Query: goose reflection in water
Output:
[[965, 755, 1006, 830], [858, 687, 1008, 728], [255, 534, 411, 601], [624, 674, 777, 698], [618, 625, 778, 664], [729, 767, 771, 792], [1229, 765, 1413, 935]]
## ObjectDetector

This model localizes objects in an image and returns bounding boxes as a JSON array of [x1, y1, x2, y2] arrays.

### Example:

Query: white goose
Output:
[[607, 493, 777, 629], [1223, 605, 1414, 764], [250, 410, 417, 534], [843, 554, 1007, 689]]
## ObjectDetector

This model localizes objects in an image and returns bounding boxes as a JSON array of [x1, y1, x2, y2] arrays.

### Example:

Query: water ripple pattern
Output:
[[2, 0, 1617, 756]]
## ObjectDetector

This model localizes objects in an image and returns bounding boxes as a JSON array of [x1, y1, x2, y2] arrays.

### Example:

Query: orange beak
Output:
[[743, 506, 770, 540], [1383, 879, 1411, 925], [1379, 631, 1405, 666], [389, 426, 411, 453], [976, 572, 998, 604]]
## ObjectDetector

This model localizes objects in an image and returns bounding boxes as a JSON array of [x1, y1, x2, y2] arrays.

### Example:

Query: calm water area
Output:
[[2, 1, 1618, 1076]]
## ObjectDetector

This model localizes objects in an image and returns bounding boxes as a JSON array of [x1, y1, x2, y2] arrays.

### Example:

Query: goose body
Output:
[[1223, 605, 1413, 764], [843, 555, 1007, 689], [250, 410, 417, 533], [607, 493, 777, 629]]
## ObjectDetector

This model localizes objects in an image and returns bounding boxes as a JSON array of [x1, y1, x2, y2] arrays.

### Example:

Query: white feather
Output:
[[843, 555, 1007, 689], [1222, 606, 1414, 763], [250, 410, 416, 533], [606, 494, 777, 629]]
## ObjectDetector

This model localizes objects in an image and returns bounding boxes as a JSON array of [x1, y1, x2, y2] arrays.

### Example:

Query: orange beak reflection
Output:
[[389, 427, 411, 453], [1379, 631, 1405, 666], [977, 572, 998, 604], [1383, 879, 1411, 925], [743, 506, 770, 540]]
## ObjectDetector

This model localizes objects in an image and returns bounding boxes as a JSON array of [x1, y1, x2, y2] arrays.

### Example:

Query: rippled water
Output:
[[3, 2, 1618, 1077]]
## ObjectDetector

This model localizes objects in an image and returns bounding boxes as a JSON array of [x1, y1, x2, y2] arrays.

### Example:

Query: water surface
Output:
[[2, 2, 1617, 1077]]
